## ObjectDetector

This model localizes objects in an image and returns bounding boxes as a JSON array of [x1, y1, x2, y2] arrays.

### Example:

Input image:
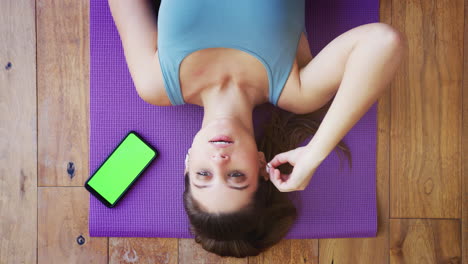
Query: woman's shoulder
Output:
[[133, 51, 172, 106]]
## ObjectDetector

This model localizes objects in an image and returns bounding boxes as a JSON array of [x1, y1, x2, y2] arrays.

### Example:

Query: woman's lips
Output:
[[209, 135, 233, 143], [210, 142, 233, 148], [209, 135, 234, 148]]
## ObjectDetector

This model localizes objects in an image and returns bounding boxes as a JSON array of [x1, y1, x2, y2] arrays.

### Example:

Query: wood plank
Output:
[[318, 0, 393, 263], [462, 0, 468, 262], [390, 0, 463, 218], [178, 239, 247, 264], [37, 0, 89, 186], [0, 1, 37, 263], [38, 187, 107, 263], [109, 238, 178, 264], [389, 219, 461, 263], [248, 239, 318, 264]]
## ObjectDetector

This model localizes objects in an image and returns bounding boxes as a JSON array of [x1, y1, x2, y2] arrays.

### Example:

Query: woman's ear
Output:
[[185, 148, 191, 173], [258, 151, 266, 163], [258, 151, 269, 181]]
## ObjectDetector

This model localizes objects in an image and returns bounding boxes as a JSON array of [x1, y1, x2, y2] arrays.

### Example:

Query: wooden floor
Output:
[[1, 0, 467, 263]]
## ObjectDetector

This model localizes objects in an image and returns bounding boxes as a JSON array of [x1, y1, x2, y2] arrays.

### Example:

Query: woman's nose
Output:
[[211, 154, 229, 162]]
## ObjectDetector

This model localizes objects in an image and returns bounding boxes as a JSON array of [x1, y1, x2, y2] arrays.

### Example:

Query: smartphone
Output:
[[85, 131, 158, 208]]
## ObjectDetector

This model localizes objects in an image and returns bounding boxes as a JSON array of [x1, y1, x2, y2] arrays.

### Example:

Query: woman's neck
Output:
[[199, 81, 256, 135]]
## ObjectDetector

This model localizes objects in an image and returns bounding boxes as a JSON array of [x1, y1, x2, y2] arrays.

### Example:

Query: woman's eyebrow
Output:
[[192, 183, 250, 191], [196, 170, 246, 176]]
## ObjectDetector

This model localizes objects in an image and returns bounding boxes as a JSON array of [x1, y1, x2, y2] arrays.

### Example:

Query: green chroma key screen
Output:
[[87, 132, 157, 205]]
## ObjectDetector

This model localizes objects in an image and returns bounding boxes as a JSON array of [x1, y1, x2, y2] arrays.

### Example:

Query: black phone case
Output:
[[84, 131, 158, 208]]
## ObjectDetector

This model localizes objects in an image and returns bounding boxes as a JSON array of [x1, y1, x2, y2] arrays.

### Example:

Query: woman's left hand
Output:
[[266, 146, 319, 192]]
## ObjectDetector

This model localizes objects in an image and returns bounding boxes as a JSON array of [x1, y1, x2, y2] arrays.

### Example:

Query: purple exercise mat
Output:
[[89, 0, 379, 239]]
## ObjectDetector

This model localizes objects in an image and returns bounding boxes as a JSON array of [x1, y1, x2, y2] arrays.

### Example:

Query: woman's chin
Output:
[[205, 118, 238, 128], [200, 122, 238, 136]]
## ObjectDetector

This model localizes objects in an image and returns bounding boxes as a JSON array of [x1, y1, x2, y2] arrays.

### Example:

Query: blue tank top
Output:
[[157, 0, 305, 106]]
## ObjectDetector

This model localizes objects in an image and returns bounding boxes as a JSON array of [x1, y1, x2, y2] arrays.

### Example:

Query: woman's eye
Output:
[[230, 172, 244, 177], [197, 171, 209, 176]]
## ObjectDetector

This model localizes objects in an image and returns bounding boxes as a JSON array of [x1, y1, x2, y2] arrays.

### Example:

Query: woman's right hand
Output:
[[267, 146, 319, 192]]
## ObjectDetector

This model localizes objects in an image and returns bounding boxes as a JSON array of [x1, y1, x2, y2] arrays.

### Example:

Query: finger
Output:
[[270, 169, 294, 191], [277, 182, 296, 192], [276, 170, 306, 192], [269, 152, 290, 168], [269, 169, 283, 189], [269, 168, 282, 185], [272, 170, 300, 192], [269, 151, 294, 168], [268, 166, 280, 181], [268, 167, 275, 182], [279, 183, 297, 192]]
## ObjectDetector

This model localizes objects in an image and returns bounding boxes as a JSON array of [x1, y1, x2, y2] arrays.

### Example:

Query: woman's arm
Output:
[[108, 0, 166, 103], [302, 23, 405, 165], [268, 23, 406, 192]]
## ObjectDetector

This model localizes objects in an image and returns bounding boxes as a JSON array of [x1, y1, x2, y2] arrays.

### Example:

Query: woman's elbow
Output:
[[371, 23, 408, 58], [134, 77, 169, 106]]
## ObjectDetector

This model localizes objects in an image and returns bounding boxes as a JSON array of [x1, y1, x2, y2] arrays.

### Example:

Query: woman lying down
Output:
[[109, 0, 405, 258]]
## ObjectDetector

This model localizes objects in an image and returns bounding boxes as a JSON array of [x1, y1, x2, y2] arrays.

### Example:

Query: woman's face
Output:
[[185, 119, 266, 213]]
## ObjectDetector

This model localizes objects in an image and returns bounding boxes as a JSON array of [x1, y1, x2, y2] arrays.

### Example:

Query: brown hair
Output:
[[183, 103, 352, 258]]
